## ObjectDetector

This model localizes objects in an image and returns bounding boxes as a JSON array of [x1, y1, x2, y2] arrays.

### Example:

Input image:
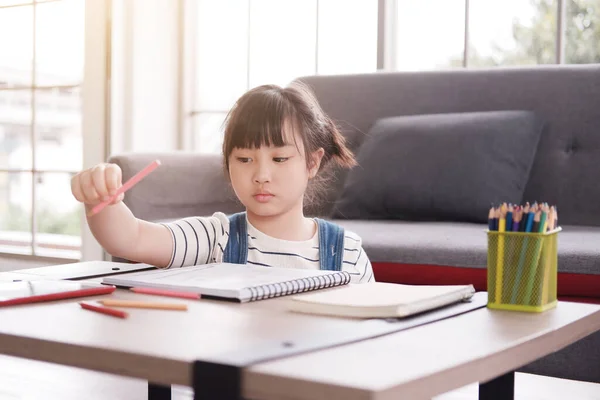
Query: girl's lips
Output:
[[253, 194, 274, 203]]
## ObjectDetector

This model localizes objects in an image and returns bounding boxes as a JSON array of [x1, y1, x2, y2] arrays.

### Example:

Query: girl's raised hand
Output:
[[71, 163, 124, 206]]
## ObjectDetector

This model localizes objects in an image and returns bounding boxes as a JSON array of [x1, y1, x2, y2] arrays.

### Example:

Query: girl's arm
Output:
[[162, 214, 228, 268], [73, 163, 173, 267], [86, 202, 173, 267]]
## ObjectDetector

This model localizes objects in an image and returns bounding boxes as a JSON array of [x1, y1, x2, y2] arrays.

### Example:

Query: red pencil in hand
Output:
[[88, 159, 161, 217]]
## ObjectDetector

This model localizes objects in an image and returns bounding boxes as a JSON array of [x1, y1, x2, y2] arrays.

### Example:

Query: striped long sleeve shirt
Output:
[[162, 212, 374, 283]]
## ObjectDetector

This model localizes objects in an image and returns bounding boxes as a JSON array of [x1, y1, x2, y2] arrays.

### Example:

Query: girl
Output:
[[71, 83, 374, 283]]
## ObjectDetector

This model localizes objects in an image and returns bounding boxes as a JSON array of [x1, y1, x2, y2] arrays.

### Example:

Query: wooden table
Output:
[[247, 301, 600, 400], [0, 263, 599, 400], [0, 261, 154, 281]]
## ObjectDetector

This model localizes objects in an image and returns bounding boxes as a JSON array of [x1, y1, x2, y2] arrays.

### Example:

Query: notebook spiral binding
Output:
[[247, 271, 351, 302]]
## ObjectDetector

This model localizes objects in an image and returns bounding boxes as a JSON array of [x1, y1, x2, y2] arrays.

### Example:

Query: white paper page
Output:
[[104, 263, 343, 293]]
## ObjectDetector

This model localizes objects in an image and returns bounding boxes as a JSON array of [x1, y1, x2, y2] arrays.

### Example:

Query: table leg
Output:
[[478, 371, 514, 400], [148, 382, 171, 400], [193, 360, 242, 400]]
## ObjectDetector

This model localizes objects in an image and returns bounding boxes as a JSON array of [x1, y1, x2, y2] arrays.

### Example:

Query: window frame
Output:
[[0, 0, 109, 262]]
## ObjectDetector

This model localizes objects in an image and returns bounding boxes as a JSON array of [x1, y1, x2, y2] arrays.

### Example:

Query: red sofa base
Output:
[[372, 262, 600, 305]]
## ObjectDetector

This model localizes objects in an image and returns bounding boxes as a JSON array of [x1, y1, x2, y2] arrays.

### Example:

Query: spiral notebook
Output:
[[102, 263, 351, 303]]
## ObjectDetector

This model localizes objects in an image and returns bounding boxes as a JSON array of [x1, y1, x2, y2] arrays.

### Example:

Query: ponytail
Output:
[[323, 117, 357, 170]]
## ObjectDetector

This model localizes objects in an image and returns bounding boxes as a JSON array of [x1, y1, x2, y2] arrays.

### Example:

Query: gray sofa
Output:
[[111, 65, 600, 383]]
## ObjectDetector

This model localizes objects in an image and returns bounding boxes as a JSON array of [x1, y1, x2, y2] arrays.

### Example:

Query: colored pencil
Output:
[[130, 287, 201, 300], [506, 204, 514, 232], [532, 209, 542, 233], [520, 203, 531, 232], [512, 206, 521, 232], [539, 205, 549, 233], [79, 302, 128, 319], [492, 202, 558, 306], [539, 205, 555, 304], [495, 204, 507, 304], [88, 160, 161, 217], [511, 204, 536, 303], [523, 210, 545, 305], [99, 299, 188, 311], [488, 206, 496, 231]]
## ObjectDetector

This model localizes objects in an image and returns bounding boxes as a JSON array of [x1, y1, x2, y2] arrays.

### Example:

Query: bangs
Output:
[[223, 87, 300, 154]]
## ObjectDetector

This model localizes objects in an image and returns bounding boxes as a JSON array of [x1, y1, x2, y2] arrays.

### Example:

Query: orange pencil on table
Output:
[[99, 299, 188, 311], [79, 301, 128, 319], [88, 159, 161, 217], [130, 287, 201, 300]]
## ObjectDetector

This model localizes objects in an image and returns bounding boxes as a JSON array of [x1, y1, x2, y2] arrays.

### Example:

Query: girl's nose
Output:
[[253, 163, 271, 184]]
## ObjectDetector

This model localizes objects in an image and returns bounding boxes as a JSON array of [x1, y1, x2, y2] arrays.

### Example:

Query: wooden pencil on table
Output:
[[130, 287, 201, 300], [99, 299, 188, 311], [79, 302, 128, 319]]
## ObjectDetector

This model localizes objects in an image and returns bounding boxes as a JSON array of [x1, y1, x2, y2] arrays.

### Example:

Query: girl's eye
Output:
[[273, 157, 289, 163], [236, 157, 251, 163]]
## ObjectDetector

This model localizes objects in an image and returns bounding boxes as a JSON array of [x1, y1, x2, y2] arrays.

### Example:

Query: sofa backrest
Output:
[[109, 152, 243, 222], [299, 65, 600, 226]]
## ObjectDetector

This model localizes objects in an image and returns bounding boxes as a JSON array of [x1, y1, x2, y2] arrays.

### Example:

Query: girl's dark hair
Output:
[[222, 82, 356, 173]]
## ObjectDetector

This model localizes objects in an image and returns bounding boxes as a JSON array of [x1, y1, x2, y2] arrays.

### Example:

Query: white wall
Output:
[[81, 0, 110, 261], [111, 0, 181, 155]]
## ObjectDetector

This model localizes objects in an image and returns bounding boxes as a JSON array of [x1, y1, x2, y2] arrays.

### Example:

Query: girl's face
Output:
[[228, 123, 323, 222]]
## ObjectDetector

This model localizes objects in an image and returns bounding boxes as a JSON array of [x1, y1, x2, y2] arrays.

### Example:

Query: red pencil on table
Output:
[[88, 159, 161, 217], [130, 287, 201, 300], [79, 301, 129, 319]]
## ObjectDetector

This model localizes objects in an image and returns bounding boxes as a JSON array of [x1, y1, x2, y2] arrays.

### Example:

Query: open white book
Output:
[[286, 282, 476, 318], [102, 263, 351, 303]]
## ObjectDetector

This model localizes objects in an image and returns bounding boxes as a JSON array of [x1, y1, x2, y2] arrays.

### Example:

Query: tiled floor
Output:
[[1, 355, 599, 400]]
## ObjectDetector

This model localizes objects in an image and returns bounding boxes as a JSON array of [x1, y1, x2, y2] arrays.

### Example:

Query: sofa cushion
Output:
[[110, 153, 243, 221], [334, 220, 600, 276], [333, 111, 544, 223]]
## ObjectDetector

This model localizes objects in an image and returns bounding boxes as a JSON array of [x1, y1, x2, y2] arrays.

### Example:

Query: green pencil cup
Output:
[[486, 228, 561, 312]]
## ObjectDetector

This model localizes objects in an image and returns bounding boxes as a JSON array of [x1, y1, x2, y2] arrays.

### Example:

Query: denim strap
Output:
[[316, 218, 345, 271], [223, 212, 248, 264]]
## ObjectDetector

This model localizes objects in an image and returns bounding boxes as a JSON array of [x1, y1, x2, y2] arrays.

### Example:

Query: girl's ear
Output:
[[308, 148, 325, 178]]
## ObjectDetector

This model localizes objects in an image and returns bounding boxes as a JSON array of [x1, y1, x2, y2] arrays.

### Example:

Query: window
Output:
[[186, 1, 600, 153], [392, 0, 599, 69], [395, 0, 466, 70], [565, 0, 600, 64], [0, 0, 84, 259], [469, 0, 557, 67], [187, 0, 378, 154]]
